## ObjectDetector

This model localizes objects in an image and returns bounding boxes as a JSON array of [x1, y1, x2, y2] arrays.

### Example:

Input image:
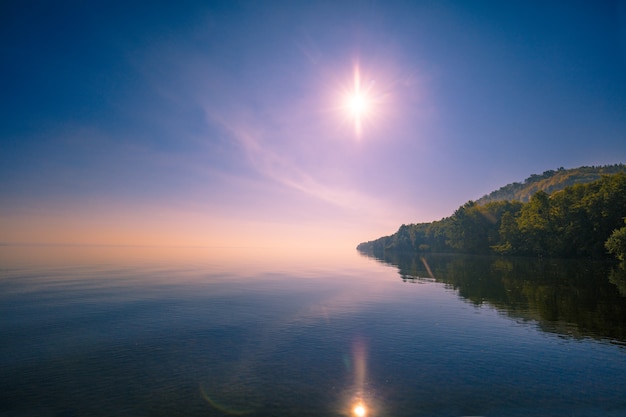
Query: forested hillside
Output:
[[358, 169, 626, 260], [476, 164, 626, 204]]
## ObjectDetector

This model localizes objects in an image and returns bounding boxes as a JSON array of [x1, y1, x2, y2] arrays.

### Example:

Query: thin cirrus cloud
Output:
[[207, 112, 384, 215]]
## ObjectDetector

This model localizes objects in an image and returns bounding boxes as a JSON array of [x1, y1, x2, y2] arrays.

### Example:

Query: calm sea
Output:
[[1, 245, 626, 417]]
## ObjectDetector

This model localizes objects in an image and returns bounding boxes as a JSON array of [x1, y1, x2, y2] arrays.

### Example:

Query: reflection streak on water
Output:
[[420, 256, 435, 279], [351, 337, 369, 416]]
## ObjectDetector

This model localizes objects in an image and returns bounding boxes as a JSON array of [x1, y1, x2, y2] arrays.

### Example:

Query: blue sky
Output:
[[1, 1, 625, 249]]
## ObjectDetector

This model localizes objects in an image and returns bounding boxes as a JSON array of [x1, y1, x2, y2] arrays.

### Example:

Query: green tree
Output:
[[606, 224, 626, 261], [493, 210, 519, 254], [577, 173, 626, 256], [516, 190, 552, 256], [549, 184, 591, 256], [448, 201, 492, 253]]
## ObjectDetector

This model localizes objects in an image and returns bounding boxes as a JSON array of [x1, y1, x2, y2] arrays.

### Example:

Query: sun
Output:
[[347, 91, 370, 118], [341, 64, 374, 138]]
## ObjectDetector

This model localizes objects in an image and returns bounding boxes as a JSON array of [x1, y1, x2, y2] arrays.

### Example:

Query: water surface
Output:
[[1, 246, 626, 416]]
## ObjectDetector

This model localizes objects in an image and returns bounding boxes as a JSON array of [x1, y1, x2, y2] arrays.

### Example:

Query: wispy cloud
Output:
[[209, 113, 384, 215]]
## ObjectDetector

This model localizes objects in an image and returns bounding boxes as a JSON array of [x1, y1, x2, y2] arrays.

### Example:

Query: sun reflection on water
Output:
[[344, 337, 375, 416], [353, 402, 367, 417]]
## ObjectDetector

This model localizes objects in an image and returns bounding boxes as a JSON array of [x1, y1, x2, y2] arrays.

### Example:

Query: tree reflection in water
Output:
[[359, 250, 626, 345]]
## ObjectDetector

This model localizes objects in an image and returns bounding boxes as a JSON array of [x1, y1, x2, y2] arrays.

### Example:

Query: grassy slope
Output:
[[476, 164, 626, 204]]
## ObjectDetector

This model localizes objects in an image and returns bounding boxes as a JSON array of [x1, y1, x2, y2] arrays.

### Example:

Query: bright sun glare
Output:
[[348, 92, 369, 117], [342, 64, 374, 138], [353, 403, 367, 417]]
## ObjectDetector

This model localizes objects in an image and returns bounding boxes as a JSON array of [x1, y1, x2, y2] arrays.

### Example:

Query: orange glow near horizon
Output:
[[0, 204, 374, 254]]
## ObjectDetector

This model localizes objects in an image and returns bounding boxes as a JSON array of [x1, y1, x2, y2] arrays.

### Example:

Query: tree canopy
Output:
[[358, 171, 626, 260]]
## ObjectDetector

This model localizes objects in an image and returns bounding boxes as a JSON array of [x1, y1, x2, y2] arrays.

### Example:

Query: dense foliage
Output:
[[606, 224, 626, 261], [358, 172, 626, 259]]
